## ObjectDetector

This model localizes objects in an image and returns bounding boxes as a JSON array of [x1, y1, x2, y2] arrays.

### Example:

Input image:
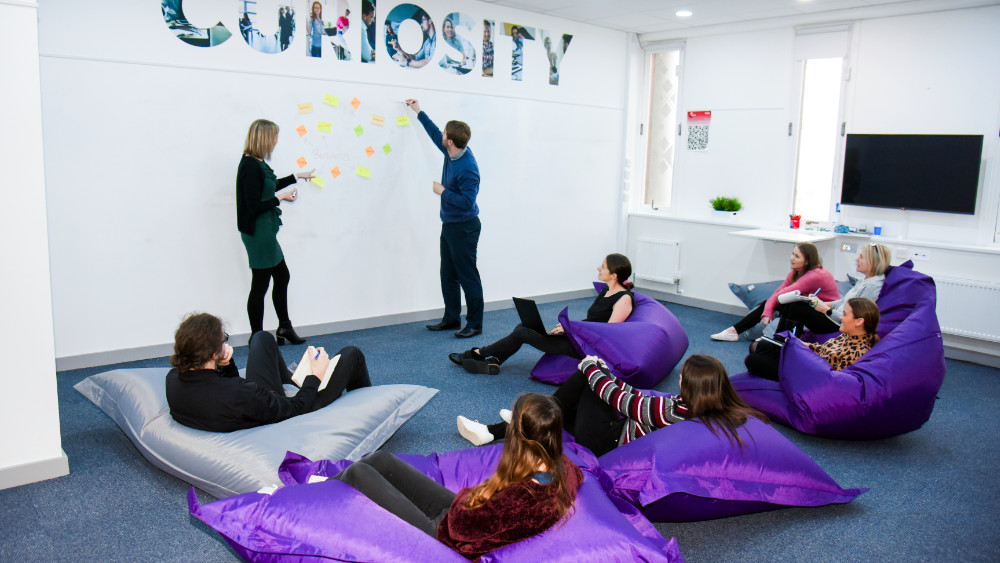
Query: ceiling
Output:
[[479, 0, 999, 38]]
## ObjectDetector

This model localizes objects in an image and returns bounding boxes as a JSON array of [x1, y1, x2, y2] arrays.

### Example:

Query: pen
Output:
[[314, 349, 321, 360], [810, 287, 821, 297]]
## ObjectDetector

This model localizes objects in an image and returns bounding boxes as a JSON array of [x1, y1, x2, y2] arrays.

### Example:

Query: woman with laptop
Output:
[[450, 254, 634, 375]]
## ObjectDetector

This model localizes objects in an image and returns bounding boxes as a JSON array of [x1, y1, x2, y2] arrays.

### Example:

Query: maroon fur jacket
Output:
[[436, 456, 584, 559]]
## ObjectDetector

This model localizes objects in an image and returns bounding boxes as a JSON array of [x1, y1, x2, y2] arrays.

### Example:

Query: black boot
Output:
[[276, 323, 306, 346]]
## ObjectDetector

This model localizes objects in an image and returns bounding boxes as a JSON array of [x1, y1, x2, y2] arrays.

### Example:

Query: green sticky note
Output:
[[354, 125, 364, 136], [382, 143, 392, 155], [317, 121, 332, 133], [323, 94, 339, 107], [311, 176, 325, 188], [356, 166, 371, 178]]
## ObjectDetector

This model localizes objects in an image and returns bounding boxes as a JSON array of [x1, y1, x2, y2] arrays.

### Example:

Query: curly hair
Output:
[[170, 313, 225, 372]]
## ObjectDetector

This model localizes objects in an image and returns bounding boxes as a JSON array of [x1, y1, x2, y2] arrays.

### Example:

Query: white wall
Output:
[[37, 0, 628, 362], [0, 0, 68, 489]]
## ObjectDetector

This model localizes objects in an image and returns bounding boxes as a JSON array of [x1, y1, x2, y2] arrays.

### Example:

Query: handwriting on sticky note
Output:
[[382, 143, 392, 155], [323, 94, 339, 107], [317, 121, 332, 132], [351, 97, 361, 110], [354, 125, 364, 136], [371, 115, 385, 127], [296, 156, 308, 168], [298, 103, 314, 114], [364, 146, 375, 157], [296, 125, 307, 137], [356, 166, 371, 178], [331, 167, 341, 178], [396, 116, 410, 126], [311, 176, 325, 188]]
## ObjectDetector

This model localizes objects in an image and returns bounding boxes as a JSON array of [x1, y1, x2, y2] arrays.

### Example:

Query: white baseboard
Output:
[[0, 451, 69, 491]]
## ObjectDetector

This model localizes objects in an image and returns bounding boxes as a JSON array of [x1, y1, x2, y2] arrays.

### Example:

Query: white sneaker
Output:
[[500, 409, 512, 424], [710, 327, 739, 341], [457, 416, 494, 446]]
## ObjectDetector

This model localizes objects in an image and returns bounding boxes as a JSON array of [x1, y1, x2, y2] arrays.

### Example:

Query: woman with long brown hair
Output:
[[333, 393, 583, 559]]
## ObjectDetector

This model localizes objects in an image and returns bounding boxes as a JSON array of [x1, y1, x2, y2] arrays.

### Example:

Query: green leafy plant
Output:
[[709, 196, 743, 212]]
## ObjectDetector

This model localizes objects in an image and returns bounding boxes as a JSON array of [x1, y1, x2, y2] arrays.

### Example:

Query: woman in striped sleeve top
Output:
[[458, 354, 766, 456]]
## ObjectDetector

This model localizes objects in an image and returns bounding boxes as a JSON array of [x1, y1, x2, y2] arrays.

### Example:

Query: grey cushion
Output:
[[75, 368, 437, 498]]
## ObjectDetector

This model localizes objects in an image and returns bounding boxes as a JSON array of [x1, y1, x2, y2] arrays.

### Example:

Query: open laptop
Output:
[[512, 297, 547, 334]]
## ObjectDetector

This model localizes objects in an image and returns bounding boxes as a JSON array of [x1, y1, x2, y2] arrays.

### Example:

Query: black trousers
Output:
[[247, 259, 291, 334], [478, 324, 578, 364], [744, 340, 782, 381], [774, 301, 841, 334], [244, 332, 371, 411], [334, 451, 455, 536], [440, 217, 484, 330]]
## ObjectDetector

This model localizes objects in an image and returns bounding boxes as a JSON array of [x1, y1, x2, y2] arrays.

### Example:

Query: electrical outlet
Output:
[[911, 250, 930, 261]]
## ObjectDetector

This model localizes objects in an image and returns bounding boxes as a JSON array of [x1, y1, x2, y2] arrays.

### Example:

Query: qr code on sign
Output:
[[687, 125, 710, 151]]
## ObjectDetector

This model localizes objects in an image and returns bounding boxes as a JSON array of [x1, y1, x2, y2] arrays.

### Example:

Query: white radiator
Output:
[[934, 277, 1000, 342], [635, 239, 680, 284]]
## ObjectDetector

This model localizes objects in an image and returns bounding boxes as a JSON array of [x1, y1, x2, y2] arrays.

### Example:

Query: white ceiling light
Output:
[[676, 10, 693, 18]]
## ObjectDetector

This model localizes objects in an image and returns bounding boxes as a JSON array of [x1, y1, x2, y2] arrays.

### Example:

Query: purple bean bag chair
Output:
[[531, 283, 689, 388], [599, 415, 866, 522], [189, 441, 685, 562], [729, 261, 946, 439]]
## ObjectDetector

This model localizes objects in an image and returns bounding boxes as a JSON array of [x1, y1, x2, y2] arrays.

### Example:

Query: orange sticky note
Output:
[[364, 145, 375, 157], [298, 102, 314, 114], [331, 167, 341, 178], [371, 115, 385, 127], [351, 97, 361, 109], [323, 93, 339, 107], [382, 143, 392, 155], [296, 125, 307, 137], [354, 125, 364, 136], [317, 121, 332, 133], [296, 157, 308, 168], [356, 166, 371, 178], [311, 176, 325, 188], [396, 116, 410, 126]]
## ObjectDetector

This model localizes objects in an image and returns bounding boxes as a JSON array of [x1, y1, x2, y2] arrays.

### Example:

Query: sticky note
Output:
[[356, 166, 371, 178], [317, 121, 332, 133], [354, 125, 364, 136], [396, 116, 410, 126], [382, 143, 392, 155], [365, 145, 375, 157], [331, 167, 341, 178], [311, 176, 325, 188], [298, 102, 314, 114], [296, 156, 308, 168], [296, 125, 307, 137], [323, 93, 339, 107], [351, 97, 361, 110], [371, 115, 385, 127]]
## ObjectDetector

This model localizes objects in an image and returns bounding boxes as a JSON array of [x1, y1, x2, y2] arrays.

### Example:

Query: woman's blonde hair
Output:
[[243, 119, 279, 160], [862, 243, 891, 276]]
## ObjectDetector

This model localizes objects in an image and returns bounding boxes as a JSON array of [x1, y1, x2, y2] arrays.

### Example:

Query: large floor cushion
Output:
[[189, 444, 685, 562], [531, 283, 689, 388], [75, 367, 437, 497], [598, 417, 866, 522], [730, 262, 946, 439]]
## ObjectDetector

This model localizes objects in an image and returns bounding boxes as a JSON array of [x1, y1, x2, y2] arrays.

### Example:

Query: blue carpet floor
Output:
[[1, 297, 998, 562]]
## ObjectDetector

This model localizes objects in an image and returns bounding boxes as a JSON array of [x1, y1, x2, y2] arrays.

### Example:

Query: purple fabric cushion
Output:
[[531, 283, 689, 388], [730, 261, 946, 439], [599, 417, 866, 522], [189, 444, 685, 562]]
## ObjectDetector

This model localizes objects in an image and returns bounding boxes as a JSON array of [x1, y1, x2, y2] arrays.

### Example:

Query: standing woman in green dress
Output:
[[237, 119, 313, 345]]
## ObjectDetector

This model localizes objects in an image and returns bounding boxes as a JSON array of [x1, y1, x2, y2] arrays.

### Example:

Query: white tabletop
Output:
[[729, 228, 838, 244]]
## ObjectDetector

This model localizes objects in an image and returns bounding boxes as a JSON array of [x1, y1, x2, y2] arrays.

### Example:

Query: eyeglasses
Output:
[[223, 332, 230, 343]]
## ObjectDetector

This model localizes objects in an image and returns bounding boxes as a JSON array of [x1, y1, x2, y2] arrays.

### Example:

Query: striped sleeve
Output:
[[582, 360, 687, 429]]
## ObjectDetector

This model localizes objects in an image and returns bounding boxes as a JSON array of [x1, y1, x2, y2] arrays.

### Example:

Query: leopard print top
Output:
[[806, 333, 876, 371]]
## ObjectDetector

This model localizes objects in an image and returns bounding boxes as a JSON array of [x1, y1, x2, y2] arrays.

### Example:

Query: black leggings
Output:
[[773, 301, 840, 334], [478, 324, 579, 364], [244, 332, 371, 411], [488, 370, 625, 457], [248, 259, 291, 334], [743, 339, 782, 381], [334, 451, 455, 536]]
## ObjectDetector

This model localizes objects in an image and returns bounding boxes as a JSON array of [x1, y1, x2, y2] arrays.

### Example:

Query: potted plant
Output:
[[709, 196, 742, 219]]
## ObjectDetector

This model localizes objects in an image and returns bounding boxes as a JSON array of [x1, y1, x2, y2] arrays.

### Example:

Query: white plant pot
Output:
[[712, 209, 740, 220]]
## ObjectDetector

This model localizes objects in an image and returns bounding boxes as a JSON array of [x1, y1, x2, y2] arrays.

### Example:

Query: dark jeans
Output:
[[774, 301, 840, 334], [334, 451, 455, 536], [245, 332, 371, 411], [247, 259, 291, 334], [440, 217, 484, 330], [479, 324, 578, 364], [488, 370, 625, 457], [744, 339, 782, 381]]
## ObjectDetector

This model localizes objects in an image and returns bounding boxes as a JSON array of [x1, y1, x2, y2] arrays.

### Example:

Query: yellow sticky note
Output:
[[364, 145, 375, 157], [323, 93, 339, 107], [296, 156, 308, 168], [356, 166, 371, 178], [382, 143, 392, 155], [311, 176, 325, 188], [317, 121, 332, 133], [298, 102, 314, 114], [354, 125, 364, 136], [331, 167, 341, 178], [396, 116, 410, 126], [351, 97, 361, 109], [371, 115, 385, 127], [296, 125, 307, 137]]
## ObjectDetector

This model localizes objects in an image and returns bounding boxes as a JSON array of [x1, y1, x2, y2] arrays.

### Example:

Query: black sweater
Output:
[[236, 155, 296, 235], [165, 362, 320, 432]]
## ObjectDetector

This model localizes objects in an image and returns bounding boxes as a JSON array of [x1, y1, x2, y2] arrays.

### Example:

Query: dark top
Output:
[[236, 155, 295, 236], [585, 287, 633, 323], [416, 111, 480, 223], [165, 361, 320, 432]]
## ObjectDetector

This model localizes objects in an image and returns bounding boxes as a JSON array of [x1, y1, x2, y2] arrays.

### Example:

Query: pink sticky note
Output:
[[296, 157, 308, 168]]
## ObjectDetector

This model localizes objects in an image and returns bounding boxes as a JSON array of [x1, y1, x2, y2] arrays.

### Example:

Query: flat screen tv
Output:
[[840, 134, 983, 214]]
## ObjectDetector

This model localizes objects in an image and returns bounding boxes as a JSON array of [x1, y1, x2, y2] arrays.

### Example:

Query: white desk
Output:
[[729, 229, 838, 244]]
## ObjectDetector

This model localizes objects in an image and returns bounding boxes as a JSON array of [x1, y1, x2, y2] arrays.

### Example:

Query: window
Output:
[[636, 47, 682, 211]]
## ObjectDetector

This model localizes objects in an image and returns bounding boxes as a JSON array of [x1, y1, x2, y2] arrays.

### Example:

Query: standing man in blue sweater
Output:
[[405, 98, 484, 338]]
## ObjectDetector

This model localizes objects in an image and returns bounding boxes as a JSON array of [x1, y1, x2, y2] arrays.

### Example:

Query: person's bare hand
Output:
[[432, 181, 445, 195], [549, 323, 564, 335], [405, 98, 421, 113], [761, 316, 771, 326], [295, 168, 315, 180], [814, 300, 832, 314], [307, 346, 330, 380], [218, 344, 234, 367], [277, 187, 298, 202]]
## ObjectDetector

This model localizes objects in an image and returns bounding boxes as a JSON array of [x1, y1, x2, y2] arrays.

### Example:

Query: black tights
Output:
[[478, 324, 579, 364], [248, 259, 291, 334]]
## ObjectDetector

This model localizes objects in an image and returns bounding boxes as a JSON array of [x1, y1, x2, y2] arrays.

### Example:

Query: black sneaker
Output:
[[462, 357, 500, 375]]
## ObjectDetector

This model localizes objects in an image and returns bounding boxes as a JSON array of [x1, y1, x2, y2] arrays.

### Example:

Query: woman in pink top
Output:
[[711, 242, 839, 341]]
